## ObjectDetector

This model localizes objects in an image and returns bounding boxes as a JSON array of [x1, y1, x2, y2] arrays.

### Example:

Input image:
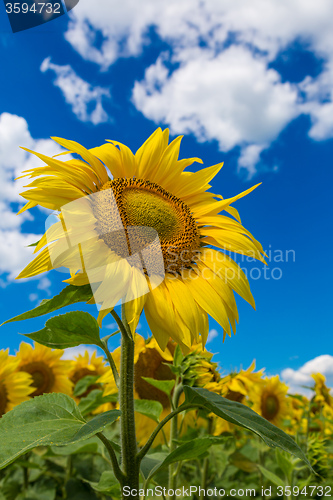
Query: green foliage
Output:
[[23, 311, 102, 349], [0, 393, 120, 469], [183, 386, 313, 470], [134, 399, 163, 423], [142, 377, 175, 397], [1, 285, 93, 326]]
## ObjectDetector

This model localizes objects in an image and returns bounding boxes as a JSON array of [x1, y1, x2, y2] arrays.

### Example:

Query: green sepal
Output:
[[0, 393, 120, 469], [183, 386, 313, 470], [1, 284, 93, 326], [23, 311, 101, 349]]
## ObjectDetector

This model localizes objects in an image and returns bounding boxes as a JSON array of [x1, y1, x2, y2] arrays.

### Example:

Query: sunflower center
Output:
[[262, 394, 279, 420], [134, 344, 175, 408], [20, 362, 55, 397], [93, 178, 200, 272], [0, 382, 8, 417], [226, 390, 245, 403]]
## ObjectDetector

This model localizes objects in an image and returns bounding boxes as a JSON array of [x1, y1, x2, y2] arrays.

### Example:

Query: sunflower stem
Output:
[[119, 304, 140, 499], [168, 382, 183, 500]]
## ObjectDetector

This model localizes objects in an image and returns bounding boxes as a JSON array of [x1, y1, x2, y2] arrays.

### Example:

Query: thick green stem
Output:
[[119, 306, 140, 499], [168, 384, 183, 500], [199, 418, 213, 500]]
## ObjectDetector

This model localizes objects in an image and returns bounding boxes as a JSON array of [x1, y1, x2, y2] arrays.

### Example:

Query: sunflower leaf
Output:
[[23, 311, 101, 349], [1, 284, 93, 326], [142, 377, 175, 397], [134, 399, 163, 422], [182, 386, 313, 471], [145, 437, 226, 481], [0, 393, 120, 469]]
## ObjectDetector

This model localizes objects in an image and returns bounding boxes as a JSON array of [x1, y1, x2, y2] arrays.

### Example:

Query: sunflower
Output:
[[69, 350, 109, 410], [312, 373, 333, 409], [69, 350, 108, 388], [219, 361, 264, 403], [16, 342, 73, 397], [0, 350, 34, 417], [181, 343, 221, 388], [16, 129, 265, 351], [249, 376, 290, 427]]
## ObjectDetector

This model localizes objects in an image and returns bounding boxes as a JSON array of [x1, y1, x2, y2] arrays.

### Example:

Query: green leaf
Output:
[[78, 389, 118, 417], [74, 375, 100, 397], [257, 465, 285, 487], [88, 471, 121, 495], [1, 284, 93, 326], [24, 311, 101, 349], [142, 377, 175, 397], [183, 386, 312, 470], [0, 393, 120, 469], [140, 453, 168, 480], [49, 438, 100, 456], [134, 399, 163, 422], [145, 438, 226, 481]]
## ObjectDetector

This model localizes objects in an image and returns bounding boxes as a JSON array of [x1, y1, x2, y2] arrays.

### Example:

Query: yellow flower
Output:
[[219, 361, 264, 403], [16, 342, 73, 397], [0, 350, 34, 417], [69, 350, 108, 387], [16, 129, 265, 351], [249, 376, 289, 427], [312, 373, 333, 408]]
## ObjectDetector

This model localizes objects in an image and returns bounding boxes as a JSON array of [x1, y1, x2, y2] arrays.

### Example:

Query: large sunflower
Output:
[[0, 350, 34, 417], [17, 129, 265, 351], [16, 342, 73, 397], [250, 376, 290, 427]]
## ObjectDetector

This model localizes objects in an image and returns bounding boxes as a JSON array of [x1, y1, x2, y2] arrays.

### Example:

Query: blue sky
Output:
[[0, 0, 332, 393]]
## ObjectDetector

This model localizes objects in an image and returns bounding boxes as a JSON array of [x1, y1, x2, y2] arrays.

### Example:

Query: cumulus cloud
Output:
[[132, 47, 298, 176], [64, 0, 333, 175], [281, 355, 333, 396], [0, 112, 64, 283], [41, 57, 110, 124]]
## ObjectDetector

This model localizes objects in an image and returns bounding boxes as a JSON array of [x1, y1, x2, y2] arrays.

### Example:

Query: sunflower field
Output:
[[0, 130, 332, 499], [0, 340, 332, 499]]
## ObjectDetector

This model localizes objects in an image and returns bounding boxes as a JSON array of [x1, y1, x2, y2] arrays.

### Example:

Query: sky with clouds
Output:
[[0, 0, 332, 394]]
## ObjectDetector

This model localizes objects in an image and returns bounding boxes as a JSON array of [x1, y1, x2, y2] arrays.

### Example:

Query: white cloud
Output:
[[41, 58, 110, 124], [281, 355, 333, 396], [61, 345, 99, 360], [37, 277, 52, 296], [133, 47, 298, 177], [207, 328, 219, 343], [0, 112, 65, 283], [29, 293, 38, 302], [65, 0, 333, 175]]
